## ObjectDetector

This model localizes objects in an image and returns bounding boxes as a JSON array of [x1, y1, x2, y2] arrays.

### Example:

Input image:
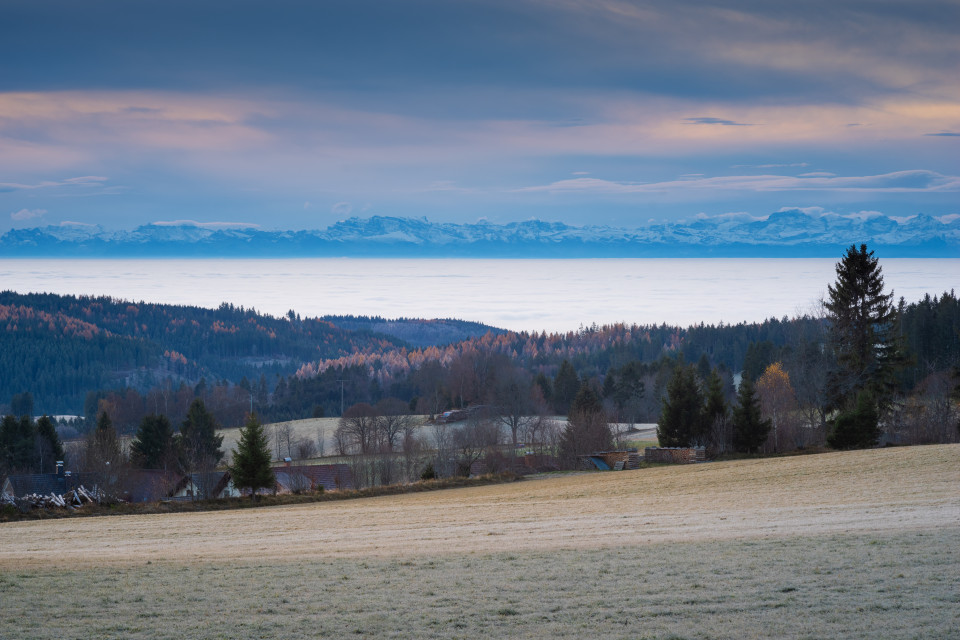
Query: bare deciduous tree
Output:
[[453, 414, 502, 476], [489, 367, 536, 450], [336, 402, 378, 454], [274, 422, 293, 460], [374, 397, 413, 453], [294, 437, 317, 460], [889, 372, 960, 445], [316, 426, 326, 457]]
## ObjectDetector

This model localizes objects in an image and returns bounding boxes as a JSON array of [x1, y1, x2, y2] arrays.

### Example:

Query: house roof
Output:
[[270, 464, 353, 491], [171, 471, 229, 497], [3, 473, 65, 497], [124, 469, 182, 503]]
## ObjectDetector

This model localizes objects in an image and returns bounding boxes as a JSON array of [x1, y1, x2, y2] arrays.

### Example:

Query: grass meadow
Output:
[[2, 445, 958, 639]]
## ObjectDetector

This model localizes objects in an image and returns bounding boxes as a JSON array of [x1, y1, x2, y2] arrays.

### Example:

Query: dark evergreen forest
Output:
[[2, 289, 958, 433]]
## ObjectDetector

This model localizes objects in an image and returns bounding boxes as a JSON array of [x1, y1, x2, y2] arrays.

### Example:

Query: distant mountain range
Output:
[[2, 211, 958, 257]]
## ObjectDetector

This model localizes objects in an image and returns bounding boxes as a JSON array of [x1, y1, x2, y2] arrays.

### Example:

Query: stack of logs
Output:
[[1, 485, 119, 512]]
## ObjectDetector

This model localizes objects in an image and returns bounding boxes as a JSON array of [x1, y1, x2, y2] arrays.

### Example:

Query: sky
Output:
[[1, 0, 958, 233]]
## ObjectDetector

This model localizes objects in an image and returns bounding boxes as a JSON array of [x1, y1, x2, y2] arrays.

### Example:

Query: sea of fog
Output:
[[1, 258, 957, 333]]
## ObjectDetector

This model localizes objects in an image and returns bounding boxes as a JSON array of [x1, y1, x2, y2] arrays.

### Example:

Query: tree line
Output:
[[5, 245, 959, 463]]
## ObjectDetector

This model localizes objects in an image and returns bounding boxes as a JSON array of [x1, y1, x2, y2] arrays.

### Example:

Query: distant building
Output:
[[2, 462, 182, 503], [271, 463, 354, 493]]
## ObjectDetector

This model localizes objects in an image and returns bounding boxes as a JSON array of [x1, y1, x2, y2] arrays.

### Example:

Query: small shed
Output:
[[578, 450, 641, 471]]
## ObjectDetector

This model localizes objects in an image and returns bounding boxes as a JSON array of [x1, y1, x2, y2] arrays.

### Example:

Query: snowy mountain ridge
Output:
[[2, 211, 957, 257]]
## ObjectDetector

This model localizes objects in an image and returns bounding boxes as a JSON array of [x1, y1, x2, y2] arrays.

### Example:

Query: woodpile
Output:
[[643, 446, 707, 464], [1, 485, 120, 513]]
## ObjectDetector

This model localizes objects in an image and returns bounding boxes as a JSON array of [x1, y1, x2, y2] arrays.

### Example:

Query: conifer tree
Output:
[[609, 361, 646, 415], [552, 360, 580, 415], [87, 411, 122, 467], [702, 369, 729, 448], [657, 362, 704, 447], [732, 377, 771, 453], [825, 244, 905, 412], [534, 372, 552, 406], [229, 413, 275, 499], [130, 414, 175, 470], [0, 414, 38, 473], [696, 353, 712, 382], [179, 399, 224, 472], [85, 411, 124, 500], [35, 415, 65, 474], [827, 389, 880, 449]]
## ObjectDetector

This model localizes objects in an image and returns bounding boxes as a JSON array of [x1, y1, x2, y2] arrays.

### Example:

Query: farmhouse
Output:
[[170, 471, 239, 500]]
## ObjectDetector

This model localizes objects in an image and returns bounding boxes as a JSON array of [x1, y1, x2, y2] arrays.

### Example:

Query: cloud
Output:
[[695, 211, 765, 222], [0, 175, 108, 192], [776, 207, 911, 223], [517, 170, 960, 195], [150, 220, 259, 229], [684, 117, 753, 126], [10, 208, 47, 221], [331, 202, 353, 216], [925, 131, 960, 136], [732, 162, 809, 169], [778, 205, 826, 216], [59, 221, 97, 227]]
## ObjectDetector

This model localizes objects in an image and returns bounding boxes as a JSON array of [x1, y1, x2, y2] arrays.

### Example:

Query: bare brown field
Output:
[[2, 445, 958, 639], [3, 444, 957, 568]]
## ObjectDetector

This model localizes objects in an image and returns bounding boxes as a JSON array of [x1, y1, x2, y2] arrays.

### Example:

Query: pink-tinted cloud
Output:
[[517, 170, 960, 195], [10, 208, 47, 221]]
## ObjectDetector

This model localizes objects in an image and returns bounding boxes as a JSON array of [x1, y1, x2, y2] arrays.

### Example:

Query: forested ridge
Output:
[[0, 291, 420, 413], [2, 287, 958, 432], [319, 315, 506, 348]]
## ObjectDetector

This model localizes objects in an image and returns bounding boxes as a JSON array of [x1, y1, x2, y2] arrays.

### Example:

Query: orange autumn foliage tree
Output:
[[755, 362, 800, 452]]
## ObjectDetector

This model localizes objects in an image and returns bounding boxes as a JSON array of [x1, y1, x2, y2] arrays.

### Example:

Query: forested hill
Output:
[[319, 315, 506, 347], [0, 291, 502, 414]]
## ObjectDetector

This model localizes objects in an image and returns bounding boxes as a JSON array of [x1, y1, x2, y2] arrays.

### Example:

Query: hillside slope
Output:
[[0, 291, 499, 414]]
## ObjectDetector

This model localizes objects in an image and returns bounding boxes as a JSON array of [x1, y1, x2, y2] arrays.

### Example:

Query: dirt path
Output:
[[2, 445, 957, 568]]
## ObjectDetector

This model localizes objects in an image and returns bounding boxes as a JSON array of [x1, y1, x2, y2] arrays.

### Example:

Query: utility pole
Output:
[[337, 379, 345, 416]]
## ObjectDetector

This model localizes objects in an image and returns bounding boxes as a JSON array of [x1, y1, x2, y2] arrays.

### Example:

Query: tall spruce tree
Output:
[[35, 415, 65, 474], [0, 414, 37, 473], [702, 369, 729, 448], [825, 244, 904, 411], [553, 360, 581, 415], [732, 377, 771, 453], [610, 361, 646, 417], [179, 399, 224, 472], [657, 362, 704, 447], [130, 414, 176, 470], [229, 413, 275, 499]]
